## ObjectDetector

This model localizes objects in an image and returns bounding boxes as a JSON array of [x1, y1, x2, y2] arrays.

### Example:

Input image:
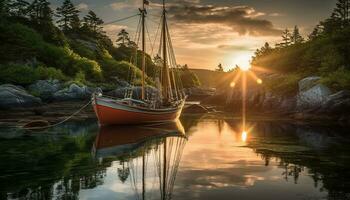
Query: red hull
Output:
[[93, 97, 184, 125]]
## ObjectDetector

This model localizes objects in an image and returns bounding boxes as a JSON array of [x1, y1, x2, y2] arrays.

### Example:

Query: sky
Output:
[[50, 0, 337, 70]]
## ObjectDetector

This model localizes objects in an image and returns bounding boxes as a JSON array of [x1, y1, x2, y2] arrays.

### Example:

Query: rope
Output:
[[103, 14, 140, 25], [22, 100, 92, 130]]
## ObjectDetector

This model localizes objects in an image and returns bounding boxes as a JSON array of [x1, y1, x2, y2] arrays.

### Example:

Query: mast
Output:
[[141, 0, 146, 100], [161, 0, 172, 103]]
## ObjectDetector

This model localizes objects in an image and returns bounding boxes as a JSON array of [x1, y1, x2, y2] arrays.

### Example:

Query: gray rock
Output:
[[0, 84, 42, 109], [319, 90, 350, 114], [298, 76, 321, 92], [297, 80, 332, 109], [28, 80, 62, 101], [53, 83, 93, 101]]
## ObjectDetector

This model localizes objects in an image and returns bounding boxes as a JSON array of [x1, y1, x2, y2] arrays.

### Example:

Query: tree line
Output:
[[251, 0, 350, 91]]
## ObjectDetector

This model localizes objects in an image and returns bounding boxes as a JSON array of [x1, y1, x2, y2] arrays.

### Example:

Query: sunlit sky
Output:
[[50, 0, 337, 70]]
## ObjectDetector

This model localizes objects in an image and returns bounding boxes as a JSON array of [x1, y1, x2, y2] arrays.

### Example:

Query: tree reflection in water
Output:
[[229, 121, 350, 200]]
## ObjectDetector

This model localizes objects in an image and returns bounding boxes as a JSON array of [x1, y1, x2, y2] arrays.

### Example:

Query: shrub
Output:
[[0, 64, 67, 85], [99, 51, 142, 82], [321, 67, 350, 90], [264, 73, 303, 95]]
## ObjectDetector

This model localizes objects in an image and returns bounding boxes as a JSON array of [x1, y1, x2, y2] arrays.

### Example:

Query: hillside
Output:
[[0, 0, 199, 90]]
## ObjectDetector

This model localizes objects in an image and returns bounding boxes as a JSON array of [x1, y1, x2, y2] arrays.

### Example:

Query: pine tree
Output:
[[116, 29, 130, 47], [308, 24, 324, 40], [291, 26, 304, 44], [8, 0, 29, 18], [276, 29, 292, 48], [55, 0, 80, 32], [333, 0, 350, 26], [27, 0, 52, 24], [216, 63, 224, 72], [0, 0, 11, 17], [83, 10, 104, 34]]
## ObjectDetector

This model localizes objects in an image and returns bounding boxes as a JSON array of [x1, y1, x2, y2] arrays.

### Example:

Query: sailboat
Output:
[[92, 121, 187, 200], [92, 0, 186, 126]]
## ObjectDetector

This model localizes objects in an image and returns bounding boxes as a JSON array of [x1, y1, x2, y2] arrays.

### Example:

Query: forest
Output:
[[0, 0, 200, 89], [252, 0, 350, 95]]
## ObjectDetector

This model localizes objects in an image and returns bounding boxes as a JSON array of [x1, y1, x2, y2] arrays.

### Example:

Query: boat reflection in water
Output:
[[92, 120, 187, 200]]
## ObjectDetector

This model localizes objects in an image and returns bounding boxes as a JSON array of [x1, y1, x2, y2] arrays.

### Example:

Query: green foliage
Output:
[[0, 64, 66, 85], [55, 0, 80, 32], [99, 50, 142, 82], [180, 69, 201, 88], [264, 73, 303, 95], [321, 67, 350, 90]]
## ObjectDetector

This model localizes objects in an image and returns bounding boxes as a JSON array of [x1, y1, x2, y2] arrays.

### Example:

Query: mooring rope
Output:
[[20, 100, 93, 131]]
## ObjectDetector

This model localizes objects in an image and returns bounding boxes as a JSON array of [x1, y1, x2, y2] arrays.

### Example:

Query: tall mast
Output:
[[161, 0, 171, 103], [141, 0, 146, 100]]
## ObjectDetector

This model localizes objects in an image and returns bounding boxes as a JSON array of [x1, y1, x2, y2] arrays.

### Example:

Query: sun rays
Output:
[[229, 64, 265, 141]]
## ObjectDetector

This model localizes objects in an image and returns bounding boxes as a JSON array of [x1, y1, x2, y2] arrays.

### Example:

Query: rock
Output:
[[183, 104, 208, 114], [297, 78, 332, 109], [0, 84, 42, 109], [298, 76, 321, 92], [53, 83, 93, 101], [28, 79, 62, 101], [280, 96, 297, 112], [318, 90, 350, 114]]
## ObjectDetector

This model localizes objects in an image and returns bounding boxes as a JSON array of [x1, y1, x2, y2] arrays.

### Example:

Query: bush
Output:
[[321, 67, 350, 90], [180, 69, 201, 88], [99, 50, 142, 83], [264, 73, 303, 95], [0, 64, 67, 85]]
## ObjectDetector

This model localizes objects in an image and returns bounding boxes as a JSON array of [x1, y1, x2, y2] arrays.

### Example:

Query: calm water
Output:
[[1, 114, 350, 200]]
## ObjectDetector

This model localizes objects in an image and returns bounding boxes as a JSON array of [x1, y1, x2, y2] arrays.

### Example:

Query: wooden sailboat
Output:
[[92, 0, 186, 126]]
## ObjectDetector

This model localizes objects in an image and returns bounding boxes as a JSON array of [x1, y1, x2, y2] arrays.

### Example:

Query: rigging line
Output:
[[103, 14, 140, 25]]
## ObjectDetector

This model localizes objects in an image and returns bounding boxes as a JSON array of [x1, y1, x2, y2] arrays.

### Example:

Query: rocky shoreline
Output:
[[1, 76, 350, 127]]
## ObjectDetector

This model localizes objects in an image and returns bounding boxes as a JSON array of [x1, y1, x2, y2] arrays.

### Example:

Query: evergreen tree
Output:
[[8, 0, 29, 18], [0, 0, 10, 17], [308, 24, 324, 40], [116, 29, 130, 47], [276, 29, 292, 48], [55, 0, 80, 32], [27, 0, 52, 24], [291, 25, 304, 44], [333, 0, 350, 26], [216, 63, 224, 72], [83, 10, 104, 34]]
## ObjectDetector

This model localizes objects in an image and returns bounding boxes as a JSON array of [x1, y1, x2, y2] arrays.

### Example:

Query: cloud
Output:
[[110, 0, 139, 10], [217, 45, 255, 51], [76, 3, 88, 11], [168, 2, 282, 36], [103, 24, 128, 43]]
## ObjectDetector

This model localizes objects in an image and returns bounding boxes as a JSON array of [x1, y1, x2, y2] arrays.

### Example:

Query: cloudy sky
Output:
[[51, 0, 337, 70]]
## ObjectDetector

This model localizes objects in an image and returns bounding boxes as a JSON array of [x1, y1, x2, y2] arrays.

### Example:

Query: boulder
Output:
[[297, 84, 332, 109], [0, 84, 42, 109], [28, 79, 62, 101], [297, 77, 332, 110], [298, 76, 321, 92], [53, 83, 93, 101], [318, 90, 350, 114]]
